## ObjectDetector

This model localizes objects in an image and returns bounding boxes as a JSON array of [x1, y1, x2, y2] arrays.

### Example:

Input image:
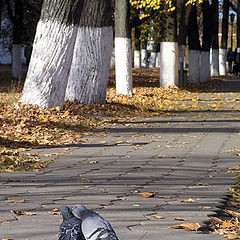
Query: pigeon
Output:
[[58, 205, 86, 240], [72, 204, 119, 240]]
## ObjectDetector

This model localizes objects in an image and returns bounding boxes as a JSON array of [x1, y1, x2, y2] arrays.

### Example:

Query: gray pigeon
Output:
[[72, 204, 119, 240], [58, 205, 86, 240]]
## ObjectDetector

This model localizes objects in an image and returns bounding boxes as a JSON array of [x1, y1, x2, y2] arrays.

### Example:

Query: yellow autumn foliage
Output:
[[130, 0, 204, 11]]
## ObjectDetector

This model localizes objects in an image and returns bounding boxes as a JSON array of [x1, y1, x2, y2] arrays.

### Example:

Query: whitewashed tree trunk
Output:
[[65, 0, 113, 104], [160, 42, 178, 87], [200, 51, 210, 82], [134, 50, 141, 68], [211, 49, 219, 76], [141, 49, 147, 67], [219, 48, 227, 75], [65, 27, 113, 103], [149, 51, 157, 68], [189, 49, 201, 83], [115, 38, 132, 95], [115, 0, 132, 96], [156, 52, 160, 67], [160, 2, 178, 87], [110, 48, 115, 69], [12, 44, 22, 78], [178, 44, 185, 70], [19, 19, 77, 109]]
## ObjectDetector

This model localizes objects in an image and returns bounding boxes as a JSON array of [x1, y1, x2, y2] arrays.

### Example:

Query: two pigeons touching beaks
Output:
[[58, 204, 119, 240]]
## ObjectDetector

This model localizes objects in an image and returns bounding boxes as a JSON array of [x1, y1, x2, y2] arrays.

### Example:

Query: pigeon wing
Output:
[[58, 210, 85, 240], [81, 216, 118, 240]]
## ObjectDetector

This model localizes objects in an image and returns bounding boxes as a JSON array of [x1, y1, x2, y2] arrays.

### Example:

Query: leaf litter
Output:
[[0, 68, 240, 236]]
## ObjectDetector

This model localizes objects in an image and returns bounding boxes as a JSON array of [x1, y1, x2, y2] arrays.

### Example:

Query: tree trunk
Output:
[[65, 1, 113, 104], [210, 0, 219, 76], [141, 39, 148, 68], [149, 29, 160, 68], [188, 4, 201, 84], [19, 0, 81, 109], [200, 0, 211, 83], [110, 47, 115, 69], [134, 26, 141, 68], [178, 1, 191, 86], [12, 44, 22, 78], [156, 52, 160, 67], [6, 0, 23, 78], [237, 0, 240, 48], [114, 0, 132, 96], [160, 0, 178, 87], [219, 0, 229, 75]]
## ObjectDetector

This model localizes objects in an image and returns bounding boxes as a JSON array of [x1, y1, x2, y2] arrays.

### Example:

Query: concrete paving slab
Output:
[[1, 83, 240, 239]]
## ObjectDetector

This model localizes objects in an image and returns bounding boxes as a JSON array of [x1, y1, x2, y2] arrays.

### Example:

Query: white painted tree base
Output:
[[178, 45, 185, 70], [134, 50, 141, 68], [19, 20, 77, 109], [200, 51, 210, 82], [160, 42, 178, 87], [141, 49, 147, 68], [219, 48, 227, 75], [65, 27, 113, 104], [12, 44, 22, 79], [156, 52, 160, 68], [211, 49, 219, 76], [189, 50, 200, 84], [149, 51, 157, 68], [115, 37, 132, 96], [110, 48, 115, 69]]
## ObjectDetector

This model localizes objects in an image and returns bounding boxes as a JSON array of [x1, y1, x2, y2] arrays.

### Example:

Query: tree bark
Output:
[[141, 40, 148, 68], [6, 0, 23, 78], [237, 0, 240, 47], [19, 0, 82, 109], [149, 27, 160, 68], [220, 0, 229, 75], [65, 0, 113, 104], [178, 1, 191, 86], [114, 0, 132, 96], [134, 26, 141, 68], [200, 0, 211, 83], [160, 0, 178, 87], [188, 4, 201, 83], [210, 0, 219, 76]]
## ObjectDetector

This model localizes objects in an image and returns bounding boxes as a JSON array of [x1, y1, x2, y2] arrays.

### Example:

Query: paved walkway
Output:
[[0, 79, 240, 239]]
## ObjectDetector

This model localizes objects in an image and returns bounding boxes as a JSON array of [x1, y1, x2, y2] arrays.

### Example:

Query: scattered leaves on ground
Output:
[[174, 217, 187, 221], [179, 198, 195, 203], [1, 68, 240, 172], [5, 199, 27, 203], [171, 222, 201, 231], [139, 191, 157, 198], [209, 186, 240, 238], [48, 208, 59, 215], [152, 215, 164, 219]]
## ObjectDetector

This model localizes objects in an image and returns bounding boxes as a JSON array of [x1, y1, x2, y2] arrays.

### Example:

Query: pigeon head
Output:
[[72, 204, 89, 220], [59, 205, 71, 220]]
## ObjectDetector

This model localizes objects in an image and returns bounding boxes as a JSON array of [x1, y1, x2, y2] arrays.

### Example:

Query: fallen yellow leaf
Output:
[[179, 198, 195, 203], [174, 217, 187, 221], [139, 192, 157, 198], [152, 215, 164, 219], [222, 220, 232, 229], [171, 222, 201, 231]]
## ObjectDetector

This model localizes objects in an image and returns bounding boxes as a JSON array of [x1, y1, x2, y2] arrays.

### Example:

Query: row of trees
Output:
[[0, 0, 42, 78], [1, 0, 238, 109]]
